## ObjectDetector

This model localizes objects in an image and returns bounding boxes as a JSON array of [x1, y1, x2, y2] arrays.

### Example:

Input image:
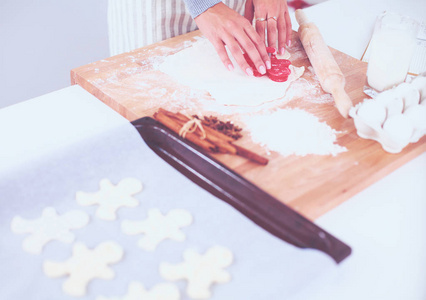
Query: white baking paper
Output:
[[0, 86, 337, 300]]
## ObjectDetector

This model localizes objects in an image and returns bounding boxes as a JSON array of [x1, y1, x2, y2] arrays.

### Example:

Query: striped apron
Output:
[[108, 0, 246, 56]]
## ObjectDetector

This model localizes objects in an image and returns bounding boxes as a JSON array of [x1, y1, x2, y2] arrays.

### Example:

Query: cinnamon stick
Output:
[[160, 109, 235, 142], [160, 109, 236, 154], [159, 108, 188, 123], [154, 109, 269, 165], [177, 113, 236, 144], [232, 143, 269, 165], [201, 122, 235, 143], [154, 112, 218, 153]]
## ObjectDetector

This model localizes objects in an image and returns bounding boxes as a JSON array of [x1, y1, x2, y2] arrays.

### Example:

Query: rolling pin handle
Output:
[[331, 86, 353, 118], [295, 9, 309, 26]]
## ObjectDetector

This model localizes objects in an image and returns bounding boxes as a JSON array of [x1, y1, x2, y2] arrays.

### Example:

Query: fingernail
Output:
[[266, 60, 271, 69], [259, 65, 266, 75], [287, 40, 291, 47], [227, 64, 234, 71], [280, 48, 285, 55], [246, 67, 254, 76]]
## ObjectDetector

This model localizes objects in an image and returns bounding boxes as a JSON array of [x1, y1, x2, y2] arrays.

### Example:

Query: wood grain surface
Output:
[[71, 30, 426, 220]]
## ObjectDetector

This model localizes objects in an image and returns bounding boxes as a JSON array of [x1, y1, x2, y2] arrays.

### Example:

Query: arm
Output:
[[183, 0, 222, 18]]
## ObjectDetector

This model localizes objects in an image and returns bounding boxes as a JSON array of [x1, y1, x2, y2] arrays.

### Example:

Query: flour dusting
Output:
[[297, 67, 334, 104], [244, 109, 346, 156]]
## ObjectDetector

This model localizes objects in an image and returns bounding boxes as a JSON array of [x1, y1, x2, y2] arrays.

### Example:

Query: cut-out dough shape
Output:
[[10, 207, 89, 254], [121, 208, 192, 251], [43, 241, 124, 297], [96, 281, 180, 300], [160, 246, 233, 299], [76, 178, 143, 220]]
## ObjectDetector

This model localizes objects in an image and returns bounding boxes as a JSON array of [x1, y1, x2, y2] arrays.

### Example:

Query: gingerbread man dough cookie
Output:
[[160, 246, 233, 299], [76, 178, 143, 220], [10, 207, 89, 254], [121, 208, 192, 251], [96, 281, 180, 300], [43, 241, 124, 297]]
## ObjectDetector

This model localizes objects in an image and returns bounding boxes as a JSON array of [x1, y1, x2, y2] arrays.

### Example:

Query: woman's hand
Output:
[[244, 0, 292, 55], [194, 2, 271, 76]]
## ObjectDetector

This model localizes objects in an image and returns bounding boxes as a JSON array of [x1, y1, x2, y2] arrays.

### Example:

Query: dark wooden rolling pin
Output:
[[296, 9, 353, 118]]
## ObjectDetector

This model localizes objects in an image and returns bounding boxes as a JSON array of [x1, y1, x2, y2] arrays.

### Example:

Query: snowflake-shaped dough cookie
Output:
[[160, 246, 233, 299], [121, 208, 192, 251], [96, 281, 180, 300], [43, 241, 124, 297], [10, 207, 89, 254], [76, 178, 143, 220]]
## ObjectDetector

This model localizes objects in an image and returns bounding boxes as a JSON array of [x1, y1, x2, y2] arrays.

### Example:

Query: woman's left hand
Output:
[[244, 0, 292, 55]]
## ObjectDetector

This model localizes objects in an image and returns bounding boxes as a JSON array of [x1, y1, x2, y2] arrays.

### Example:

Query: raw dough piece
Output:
[[121, 208, 192, 251], [43, 241, 124, 297], [10, 207, 89, 254], [76, 178, 143, 220], [160, 246, 233, 299], [159, 38, 305, 106], [96, 281, 180, 300], [276, 51, 291, 60]]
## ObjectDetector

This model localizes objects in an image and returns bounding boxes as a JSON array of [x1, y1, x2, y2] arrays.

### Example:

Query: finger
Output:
[[277, 15, 287, 55], [255, 18, 266, 46], [210, 38, 235, 72], [254, 4, 267, 45], [244, 24, 271, 69], [267, 15, 278, 49], [284, 10, 292, 47], [235, 30, 267, 75], [223, 37, 255, 76]]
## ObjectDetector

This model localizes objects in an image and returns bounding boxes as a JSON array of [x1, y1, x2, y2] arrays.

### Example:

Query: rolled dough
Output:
[[159, 39, 304, 107]]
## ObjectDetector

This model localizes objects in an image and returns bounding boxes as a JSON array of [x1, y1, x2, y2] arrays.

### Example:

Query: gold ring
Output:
[[268, 16, 277, 21], [255, 18, 266, 22]]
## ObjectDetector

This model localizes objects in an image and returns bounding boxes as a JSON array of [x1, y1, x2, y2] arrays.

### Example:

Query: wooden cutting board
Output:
[[71, 30, 426, 220]]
